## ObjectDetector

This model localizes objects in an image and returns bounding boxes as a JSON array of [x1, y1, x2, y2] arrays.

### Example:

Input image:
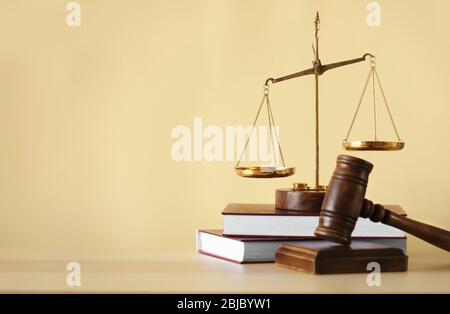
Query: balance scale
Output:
[[235, 12, 404, 212]]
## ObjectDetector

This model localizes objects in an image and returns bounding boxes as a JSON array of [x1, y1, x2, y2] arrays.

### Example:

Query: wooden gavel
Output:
[[314, 155, 450, 251]]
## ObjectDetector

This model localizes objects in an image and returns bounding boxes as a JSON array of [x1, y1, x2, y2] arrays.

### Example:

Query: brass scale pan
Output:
[[235, 166, 296, 178], [342, 140, 404, 151]]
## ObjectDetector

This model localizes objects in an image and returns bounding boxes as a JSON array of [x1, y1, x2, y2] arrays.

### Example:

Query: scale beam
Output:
[[321, 53, 375, 74], [264, 53, 374, 86]]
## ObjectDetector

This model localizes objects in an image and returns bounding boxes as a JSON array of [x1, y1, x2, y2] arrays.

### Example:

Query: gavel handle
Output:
[[362, 202, 450, 251], [383, 210, 450, 252]]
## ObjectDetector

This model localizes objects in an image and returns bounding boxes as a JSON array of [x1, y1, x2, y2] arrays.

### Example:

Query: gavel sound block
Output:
[[275, 241, 407, 274]]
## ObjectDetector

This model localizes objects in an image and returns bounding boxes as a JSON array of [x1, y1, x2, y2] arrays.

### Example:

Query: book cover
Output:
[[222, 203, 407, 237], [197, 229, 407, 264]]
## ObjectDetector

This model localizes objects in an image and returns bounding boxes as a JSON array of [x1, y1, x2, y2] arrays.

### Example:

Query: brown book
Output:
[[222, 203, 407, 238], [275, 241, 408, 274], [222, 203, 406, 216], [197, 229, 407, 264]]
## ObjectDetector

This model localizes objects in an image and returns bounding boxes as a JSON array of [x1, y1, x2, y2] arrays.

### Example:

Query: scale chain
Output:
[[267, 96, 287, 168], [374, 67, 402, 141], [344, 62, 402, 142], [235, 87, 288, 169], [372, 67, 377, 141], [266, 96, 279, 167], [344, 67, 373, 141], [235, 92, 266, 168]]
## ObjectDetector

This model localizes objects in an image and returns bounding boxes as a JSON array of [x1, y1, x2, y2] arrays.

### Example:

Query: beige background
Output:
[[0, 0, 449, 252]]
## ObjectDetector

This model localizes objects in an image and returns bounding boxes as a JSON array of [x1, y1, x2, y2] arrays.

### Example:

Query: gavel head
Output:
[[314, 155, 374, 245]]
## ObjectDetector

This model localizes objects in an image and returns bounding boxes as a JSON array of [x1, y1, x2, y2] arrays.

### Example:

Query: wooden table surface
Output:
[[1, 237, 449, 293]]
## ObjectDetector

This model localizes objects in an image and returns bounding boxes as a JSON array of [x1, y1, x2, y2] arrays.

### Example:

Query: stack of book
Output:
[[197, 203, 407, 263]]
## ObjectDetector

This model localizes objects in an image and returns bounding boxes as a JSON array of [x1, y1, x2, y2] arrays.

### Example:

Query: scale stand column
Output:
[[314, 12, 321, 191], [275, 13, 327, 212], [315, 73, 320, 189]]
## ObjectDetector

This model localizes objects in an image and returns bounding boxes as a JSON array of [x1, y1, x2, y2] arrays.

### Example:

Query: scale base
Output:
[[275, 184, 326, 212]]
